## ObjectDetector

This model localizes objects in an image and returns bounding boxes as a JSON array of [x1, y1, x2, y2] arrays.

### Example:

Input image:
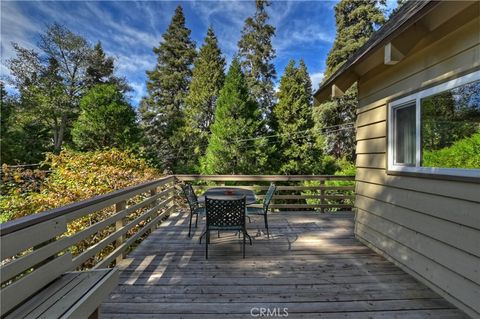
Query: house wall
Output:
[[354, 10, 480, 319]]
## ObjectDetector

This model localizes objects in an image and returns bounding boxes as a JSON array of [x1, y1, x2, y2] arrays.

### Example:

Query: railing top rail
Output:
[[0, 175, 175, 236], [175, 175, 355, 182]]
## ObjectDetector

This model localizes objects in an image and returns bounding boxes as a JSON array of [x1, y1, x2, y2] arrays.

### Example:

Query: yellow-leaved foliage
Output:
[[1, 149, 162, 268]]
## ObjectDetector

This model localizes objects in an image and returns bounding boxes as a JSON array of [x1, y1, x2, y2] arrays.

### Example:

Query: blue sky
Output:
[[1, 0, 397, 106]]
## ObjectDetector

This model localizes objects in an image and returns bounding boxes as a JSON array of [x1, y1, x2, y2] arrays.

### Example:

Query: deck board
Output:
[[101, 211, 468, 318]]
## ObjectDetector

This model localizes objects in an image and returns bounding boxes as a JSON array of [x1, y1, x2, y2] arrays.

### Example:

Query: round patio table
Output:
[[198, 187, 257, 205]]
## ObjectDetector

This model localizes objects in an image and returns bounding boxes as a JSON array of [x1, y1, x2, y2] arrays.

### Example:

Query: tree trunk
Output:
[[53, 114, 67, 154]]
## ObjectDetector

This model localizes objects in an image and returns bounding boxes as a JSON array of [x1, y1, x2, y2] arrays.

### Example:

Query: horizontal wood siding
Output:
[[354, 8, 480, 319]]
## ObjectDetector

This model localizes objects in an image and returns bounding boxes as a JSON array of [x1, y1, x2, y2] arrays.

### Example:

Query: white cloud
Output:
[[189, 1, 253, 60], [310, 71, 324, 92], [274, 21, 334, 55], [1, 2, 39, 78], [115, 53, 155, 74], [129, 81, 146, 107]]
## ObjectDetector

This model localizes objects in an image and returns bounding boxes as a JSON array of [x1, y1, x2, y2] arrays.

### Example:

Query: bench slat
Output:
[[6, 273, 81, 319], [0, 253, 72, 316], [61, 269, 119, 319], [36, 270, 109, 319], [1, 216, 66, 260]]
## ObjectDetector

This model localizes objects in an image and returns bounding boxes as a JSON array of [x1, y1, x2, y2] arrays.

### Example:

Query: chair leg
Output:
[[188, 213, 193, 237], [218, 230, 220, 238], [195, 214, 199, 228], [199, 230, 207, 244], [245, 231, 253, 245], [243, 231, 246, 258], [246, 215, 251, 223], [205, 230, 209, 259], [264, 214, 269, 238]]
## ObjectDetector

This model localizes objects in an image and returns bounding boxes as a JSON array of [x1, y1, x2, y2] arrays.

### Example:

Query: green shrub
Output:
[[422, 133, 480, 168]]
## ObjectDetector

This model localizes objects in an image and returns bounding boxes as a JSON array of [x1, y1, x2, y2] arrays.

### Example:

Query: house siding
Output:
[[354, 10, 480, 319]]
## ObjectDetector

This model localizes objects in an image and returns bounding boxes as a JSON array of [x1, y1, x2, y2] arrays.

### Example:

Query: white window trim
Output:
[[387, 70, 480, 179]]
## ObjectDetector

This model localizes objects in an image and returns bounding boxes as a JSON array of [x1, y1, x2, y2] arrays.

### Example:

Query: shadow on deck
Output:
[[101, 210, 467, 318]]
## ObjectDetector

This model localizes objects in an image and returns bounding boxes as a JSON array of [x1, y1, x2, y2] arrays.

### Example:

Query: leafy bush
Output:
[[422, 133, 480, 168], [1, 149, 162, 268], [1, 149, 159, 222]]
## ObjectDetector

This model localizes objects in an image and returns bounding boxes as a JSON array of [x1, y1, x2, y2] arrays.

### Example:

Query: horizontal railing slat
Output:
[[94, 205, 175, 269], [0, 187, 176, 283], [0, 176, 175, 236], [256, 195, 354, 200], [270, 204, 354, 209], [176, 175, 354, 182], [71, 196, 174, 269], [191, 185, 355, 191], [0, 216, 67, 260]]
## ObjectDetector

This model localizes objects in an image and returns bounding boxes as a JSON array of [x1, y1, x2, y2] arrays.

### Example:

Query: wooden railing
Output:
[[0, 176, 176, 284], [0, 174, 354, 296], [176, 175, 355, 212]]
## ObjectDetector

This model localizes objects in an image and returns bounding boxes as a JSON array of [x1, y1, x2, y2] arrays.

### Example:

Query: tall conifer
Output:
[[85, 42, 128, 92], [140, 6, 196, 170], [182, 26, 225, 172], [314, 0, 385, 160], [201, 58, 268, 174], [238, 0, 276, 128], [274, 59, 321, 174]]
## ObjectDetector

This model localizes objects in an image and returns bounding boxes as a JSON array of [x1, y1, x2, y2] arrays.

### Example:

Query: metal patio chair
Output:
[[201, 196, 252, 259], [247, 183, 276, 237], [180, 183, 205, 237]]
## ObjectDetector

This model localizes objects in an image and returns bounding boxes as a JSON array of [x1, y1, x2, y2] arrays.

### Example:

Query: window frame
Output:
[[387, 70, 480, 179]]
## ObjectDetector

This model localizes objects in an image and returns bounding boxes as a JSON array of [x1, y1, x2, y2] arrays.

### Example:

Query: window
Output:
[[388, 71, 480, 179]]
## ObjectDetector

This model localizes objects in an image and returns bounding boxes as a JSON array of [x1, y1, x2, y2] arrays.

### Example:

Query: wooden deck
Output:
[[101, 210, 467, 318]]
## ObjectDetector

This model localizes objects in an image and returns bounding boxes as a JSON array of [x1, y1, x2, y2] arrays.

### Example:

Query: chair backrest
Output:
[[181, 183, 199, 211], [205, 196, 246, 229], [263, 183, 277, 212]]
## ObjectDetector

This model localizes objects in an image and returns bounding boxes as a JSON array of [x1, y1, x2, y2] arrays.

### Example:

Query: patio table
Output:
[[198, 187, 257, 205]]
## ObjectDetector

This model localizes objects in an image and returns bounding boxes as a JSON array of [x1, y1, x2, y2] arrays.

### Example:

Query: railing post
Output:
[[320, 180, 325, 214], [150, 187, 158, 233], [115, 200, 127, 265]]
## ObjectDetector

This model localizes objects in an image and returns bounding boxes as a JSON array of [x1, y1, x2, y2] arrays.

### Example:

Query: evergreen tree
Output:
[[274, 60, 322, 174], [238, 0, 276, 127], [139, 5, 196, 171], [181, 26, 225, 172], [0, 82, 50, 164], [85, 42, 128, 92], [315, 0, 385, 160], [200, 58, 268, 174], [85, 42, 114, 88], [72, 84, 140, 151], [325, 0, 385, 78]]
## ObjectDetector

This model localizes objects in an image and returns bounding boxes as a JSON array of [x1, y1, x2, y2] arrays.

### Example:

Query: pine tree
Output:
[[238, 0, 276, 128], [181, 26, 225, 172], [72, 84, 140, 151], [325, 0, 385, 78], [274, 59, 322, 174], [85, 42, 128, 92], [139, 5, 196, 170], [200, 58, 268, 174], [315, 0, 385, 160]]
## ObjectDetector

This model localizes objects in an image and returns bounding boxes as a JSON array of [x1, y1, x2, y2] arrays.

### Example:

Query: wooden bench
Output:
[[0, 216, 118, 318]]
